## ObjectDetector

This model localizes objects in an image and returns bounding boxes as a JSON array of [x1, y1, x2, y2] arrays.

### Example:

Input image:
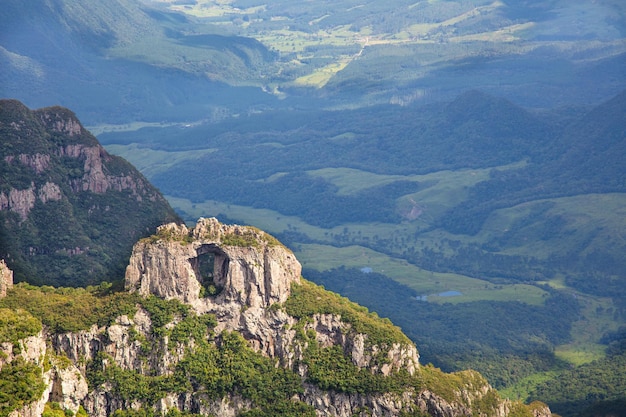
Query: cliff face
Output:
[[125, 219, 300, 309], [0, 219, 553, 417], [0, 99, 180, 286]]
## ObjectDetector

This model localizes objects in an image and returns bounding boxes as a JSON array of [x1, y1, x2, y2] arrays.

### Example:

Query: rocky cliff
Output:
[[0, 219, 553, 417], [0, 99, 180, 286]]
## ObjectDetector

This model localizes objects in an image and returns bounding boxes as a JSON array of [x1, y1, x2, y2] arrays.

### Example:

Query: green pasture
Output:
[[498, 371, 560, 402], [308, 162, 522, 195], [555, 292, 620, 365], [88, 121, 178, 136], [426, 283, 548, 306], [294, 243, 548, 306], [166, 196, 311, 232], [105, 144, 216, 178], [475, 193, 626, 259], [168, 196, 429, 254]]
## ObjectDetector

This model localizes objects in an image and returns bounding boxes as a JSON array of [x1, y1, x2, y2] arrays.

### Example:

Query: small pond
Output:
[[415, 290, 463, 301]]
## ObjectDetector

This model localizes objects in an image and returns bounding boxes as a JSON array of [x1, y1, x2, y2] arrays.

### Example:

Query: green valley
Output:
[[101, 90, 626, 417]]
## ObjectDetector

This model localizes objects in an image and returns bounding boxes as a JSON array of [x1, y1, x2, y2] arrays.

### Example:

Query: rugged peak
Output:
[[0, 99, 180, 286], [34, 106, 89, 141], [125, 218, 301, 309]]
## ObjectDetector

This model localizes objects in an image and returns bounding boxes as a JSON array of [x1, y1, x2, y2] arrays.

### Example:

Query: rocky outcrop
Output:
[[125, 218, 305, 359], [37, 107, 84, 137], [125, 218, 301, 309], [3, 219, 553, 417], [0, 184, 37, 221], [0, 181, 63, 221]]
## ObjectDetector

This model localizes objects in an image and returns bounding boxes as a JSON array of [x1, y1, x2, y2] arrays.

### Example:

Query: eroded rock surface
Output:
[[125, 218, 301, 309]]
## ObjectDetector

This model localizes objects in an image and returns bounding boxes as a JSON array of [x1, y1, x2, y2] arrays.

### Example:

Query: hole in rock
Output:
[[192, 244, 229, 297]]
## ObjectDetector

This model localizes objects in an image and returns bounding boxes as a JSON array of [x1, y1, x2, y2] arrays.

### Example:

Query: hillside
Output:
[[0, 0, 277, 123], [0, 99, 180, 286], [0, 218, 553, 417]]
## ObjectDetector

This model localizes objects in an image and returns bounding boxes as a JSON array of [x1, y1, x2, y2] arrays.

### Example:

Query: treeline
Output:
[[528, 337, 626, 417], [303, 267, 579, 389]]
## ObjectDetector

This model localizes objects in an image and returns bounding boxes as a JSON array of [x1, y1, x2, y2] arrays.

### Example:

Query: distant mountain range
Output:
[[1, 0, 625, 124]]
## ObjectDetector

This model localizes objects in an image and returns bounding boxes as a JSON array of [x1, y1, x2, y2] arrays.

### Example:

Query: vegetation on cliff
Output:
[[0, 358, 47, 416], [0, 100, 180, 287], [0, 274, 548, 417], [0, 283, 138, 333]]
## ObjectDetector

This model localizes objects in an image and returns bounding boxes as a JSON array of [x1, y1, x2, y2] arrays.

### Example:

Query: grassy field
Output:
[[105, 144, 216, 178], [87, 121, 179, 136], [555, 292, 621, 365], [499, 370, 560, 402]]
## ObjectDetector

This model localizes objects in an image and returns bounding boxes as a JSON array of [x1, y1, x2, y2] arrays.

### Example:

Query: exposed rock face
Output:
[[4, 219, 553, 417], [125, 218, 304, 359], [0, 185, 37, 222], [1, 329, 87, 417], [126, 218, 301, 308]]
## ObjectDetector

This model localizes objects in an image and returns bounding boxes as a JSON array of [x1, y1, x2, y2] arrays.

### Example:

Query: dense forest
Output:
[[0, 100, 180, 286]]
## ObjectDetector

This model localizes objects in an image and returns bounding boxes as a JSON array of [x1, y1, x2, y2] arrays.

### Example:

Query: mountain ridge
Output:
[[0, 99, 180, 286]]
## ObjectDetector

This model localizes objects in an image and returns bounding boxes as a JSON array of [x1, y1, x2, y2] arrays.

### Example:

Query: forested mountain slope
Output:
[[0, 100, 180, 286]]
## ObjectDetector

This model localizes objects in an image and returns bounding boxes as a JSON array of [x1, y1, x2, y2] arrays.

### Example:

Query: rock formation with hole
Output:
[[2, 219, 554, 417]]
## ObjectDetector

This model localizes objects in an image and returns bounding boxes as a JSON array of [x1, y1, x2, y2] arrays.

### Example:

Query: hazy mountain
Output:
[[2, 0, 625, 124], [0, 0, 278, 123]]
